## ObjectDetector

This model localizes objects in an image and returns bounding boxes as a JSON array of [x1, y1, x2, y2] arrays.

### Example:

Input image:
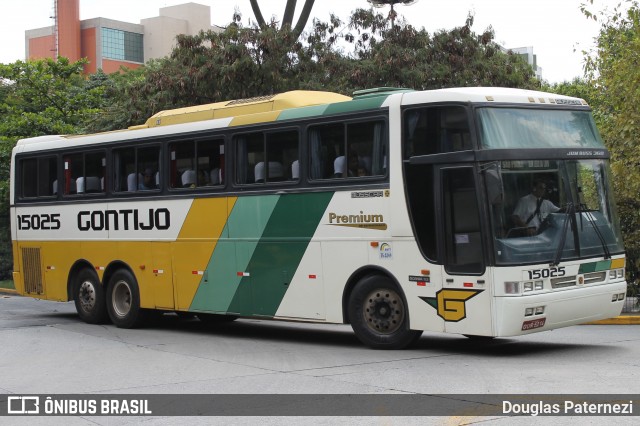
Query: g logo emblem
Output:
[[421, 289, 482, 322]]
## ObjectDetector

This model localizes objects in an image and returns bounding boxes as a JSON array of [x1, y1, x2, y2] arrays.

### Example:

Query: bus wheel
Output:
[[348, 275, 422, 349], [73, 269, 108, 324], [197, 313, 238, 324], [106, 269, 144, 328]]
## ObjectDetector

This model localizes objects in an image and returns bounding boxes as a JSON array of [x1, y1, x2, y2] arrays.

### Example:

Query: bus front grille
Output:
[[551, 275, 576, 289], [584, 271, 607, 284], [551, 271, 608, 289], [21, 247, 44, 294]]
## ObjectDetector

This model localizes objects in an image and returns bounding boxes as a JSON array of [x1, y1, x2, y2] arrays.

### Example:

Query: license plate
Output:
[[522, 317, 546, 331]]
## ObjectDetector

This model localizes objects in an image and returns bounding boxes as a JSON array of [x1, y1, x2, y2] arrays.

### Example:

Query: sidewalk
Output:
[[586, 314, 640, 325]]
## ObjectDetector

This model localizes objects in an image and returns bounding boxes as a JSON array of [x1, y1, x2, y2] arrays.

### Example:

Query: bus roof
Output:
[[130, 90, 353, 129], [401, 87, 589, 107], [13, 87, 588, 154]]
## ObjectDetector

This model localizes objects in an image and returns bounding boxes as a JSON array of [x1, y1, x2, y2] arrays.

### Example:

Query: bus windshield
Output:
[[477, 108, 603, 149], [487, 159, 624, 265]]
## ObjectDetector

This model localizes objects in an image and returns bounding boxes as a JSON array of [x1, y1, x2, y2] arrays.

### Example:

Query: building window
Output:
[[101, 27, 143, 63]]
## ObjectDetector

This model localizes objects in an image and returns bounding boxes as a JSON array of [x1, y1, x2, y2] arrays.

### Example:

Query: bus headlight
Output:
[[534, 280, 544, 290], [505, 282, 520, 294], [610, 268, 624, 279], [523, 282, 533, 292]]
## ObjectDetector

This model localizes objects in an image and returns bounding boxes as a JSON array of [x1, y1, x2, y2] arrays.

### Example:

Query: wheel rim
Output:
[[78, 280, 97, 313], [112, 280, 132, 318], [363, 288, 405, 334]]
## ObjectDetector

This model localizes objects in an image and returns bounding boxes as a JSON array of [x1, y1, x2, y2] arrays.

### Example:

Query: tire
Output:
[[73, 268, 108, 324], [197, 313, 238, 324], [106, 269, 145, 328], [348, 275, 422, 349]]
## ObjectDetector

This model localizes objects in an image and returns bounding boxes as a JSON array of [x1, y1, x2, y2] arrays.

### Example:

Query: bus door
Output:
[[437, 165, 493, 336]]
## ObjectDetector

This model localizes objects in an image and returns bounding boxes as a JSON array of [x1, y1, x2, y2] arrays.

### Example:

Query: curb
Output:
[[585, 315, 640, 325], [0, 288, 18, 296]]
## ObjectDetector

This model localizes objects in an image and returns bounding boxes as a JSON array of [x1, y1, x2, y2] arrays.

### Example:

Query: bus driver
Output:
[[511, 180, 560, 236]]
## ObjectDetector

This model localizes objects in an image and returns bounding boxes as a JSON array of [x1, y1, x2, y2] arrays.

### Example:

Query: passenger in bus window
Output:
[[511, 180, 560, 236], [139, 168, 157, 190], [197, 169, 209, 186], [348, 151, 367, 177]]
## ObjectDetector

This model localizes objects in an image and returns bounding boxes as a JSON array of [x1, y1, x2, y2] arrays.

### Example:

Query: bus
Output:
[[10, 87, 626, 349]]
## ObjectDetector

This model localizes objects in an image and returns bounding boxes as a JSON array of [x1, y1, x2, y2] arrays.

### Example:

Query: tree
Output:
[[0, 58, 105, 138], [579, 1, 640, 282], [0, 57, 107, 279], [87, 8, 539, 133], [249, 0, 316, 36]]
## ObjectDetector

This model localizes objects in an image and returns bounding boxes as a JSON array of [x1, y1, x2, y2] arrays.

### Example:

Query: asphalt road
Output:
[[1, 294, 639, 425]]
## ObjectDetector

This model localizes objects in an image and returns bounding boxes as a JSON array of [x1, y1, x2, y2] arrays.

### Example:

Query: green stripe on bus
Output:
[[277, 105, 329, 121], [322, 96, 389, 115], [229, 192, 333, 316], [189, 195, 280, 313], [189, 192, 333, 316], [578, 260, 611, 274]]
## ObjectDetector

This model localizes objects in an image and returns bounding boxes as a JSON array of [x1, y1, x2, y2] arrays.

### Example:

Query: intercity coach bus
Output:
[[10, 87, 626, 349]]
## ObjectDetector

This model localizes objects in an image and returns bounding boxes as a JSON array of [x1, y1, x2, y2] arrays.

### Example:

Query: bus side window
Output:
[[20, 157, 57, 199], [310, 121, 386, 180], [196, 139, 224, 187], [403, 106, 471, 159], [266, 130, 298, 183], [113, 145, 159, 192], [309, 123, 343, 180]]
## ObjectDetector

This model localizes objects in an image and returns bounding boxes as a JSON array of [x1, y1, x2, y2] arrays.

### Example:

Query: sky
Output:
[[0, 0, 611, 83]]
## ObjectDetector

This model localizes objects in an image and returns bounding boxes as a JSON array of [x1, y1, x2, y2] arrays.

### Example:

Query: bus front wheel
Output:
[[73, 269, 108, 324], [106, 269, 145, 328], [348, 275, 422, 349]]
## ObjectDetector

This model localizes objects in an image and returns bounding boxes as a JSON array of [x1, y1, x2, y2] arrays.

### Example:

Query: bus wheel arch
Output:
[[68, 260, 108, 324], [344, 268, 421, 349]]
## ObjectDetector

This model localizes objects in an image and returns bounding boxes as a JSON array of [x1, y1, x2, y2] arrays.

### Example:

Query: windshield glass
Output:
[[477, 108, 604, 149], [486, 159, 624, 265]]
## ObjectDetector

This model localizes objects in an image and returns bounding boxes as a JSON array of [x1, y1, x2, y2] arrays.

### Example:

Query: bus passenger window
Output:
[[196, 139, 224, 187], [309, 121, 386, 180], [113, 145, 159, 192], [20, 157, 58, 198], [235, 131, 297, 184]]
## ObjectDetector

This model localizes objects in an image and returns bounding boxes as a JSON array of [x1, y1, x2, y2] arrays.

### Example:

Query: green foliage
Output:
[[586, 1, 640, 282], [0, 58, 106, 138], [555, 1, 640, 283], [0, 57, 105, 279], [90, 9, 539, 132]]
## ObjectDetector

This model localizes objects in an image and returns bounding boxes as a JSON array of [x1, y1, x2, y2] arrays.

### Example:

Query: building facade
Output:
[[25, 0, 221, 73]]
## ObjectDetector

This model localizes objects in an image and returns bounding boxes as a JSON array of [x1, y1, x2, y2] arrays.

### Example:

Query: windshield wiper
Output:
[[577, 203, 611, 260], [552, 202, 574, 266]]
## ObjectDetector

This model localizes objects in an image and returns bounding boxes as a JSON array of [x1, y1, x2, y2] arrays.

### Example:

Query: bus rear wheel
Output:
[[73, 268, 108, 324], [106, 269, 145, 328], [348, 275, 422, 349]]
